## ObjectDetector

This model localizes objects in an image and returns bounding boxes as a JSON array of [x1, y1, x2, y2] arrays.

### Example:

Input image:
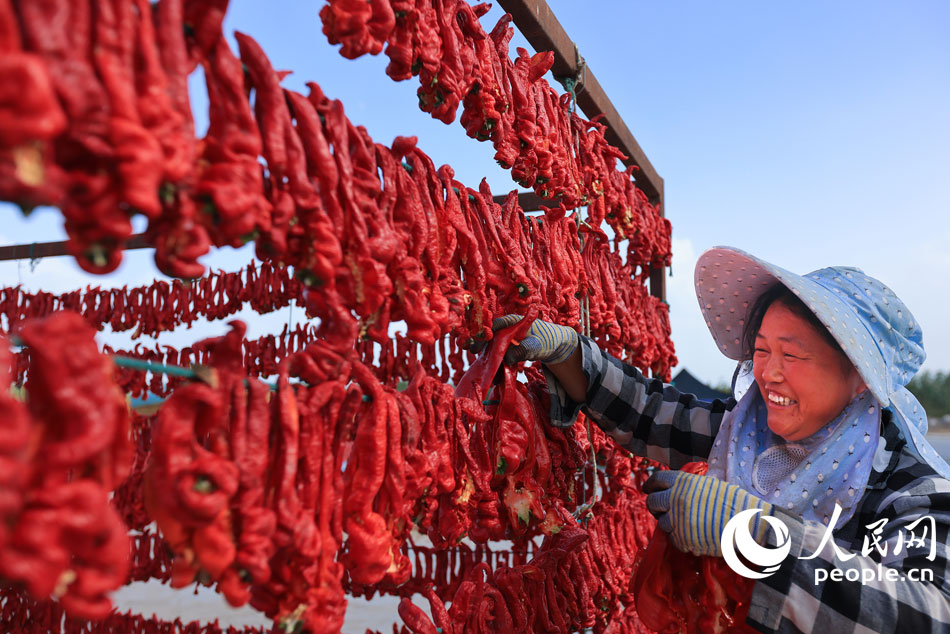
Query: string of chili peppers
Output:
[[319, 0, 673, 275], [0, 585, 270, 634], [0, 313, 133, 621], [0, 261, 301, 338]]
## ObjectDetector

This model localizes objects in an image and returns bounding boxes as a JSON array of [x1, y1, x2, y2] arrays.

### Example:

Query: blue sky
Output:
[[3, 1, 948, 386]]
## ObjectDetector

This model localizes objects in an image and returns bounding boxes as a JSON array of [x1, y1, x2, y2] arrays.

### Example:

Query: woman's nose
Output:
[[761, 355, 784, 382]]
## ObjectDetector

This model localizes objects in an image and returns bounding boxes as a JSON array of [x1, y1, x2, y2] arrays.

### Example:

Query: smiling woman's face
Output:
[[752, 301, 866, 441]]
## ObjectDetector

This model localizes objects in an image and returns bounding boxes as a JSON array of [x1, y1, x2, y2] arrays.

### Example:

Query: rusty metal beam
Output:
[[495, 0, 667, 301], [0, 234, 151, 262], [650, 263, 666, 302], [491, 190, 548, 211], [0, 193, 550, 262]]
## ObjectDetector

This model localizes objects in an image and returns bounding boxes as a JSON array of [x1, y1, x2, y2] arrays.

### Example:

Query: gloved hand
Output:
[[644, 470, 778, 557], [488, 314, 579, 365]]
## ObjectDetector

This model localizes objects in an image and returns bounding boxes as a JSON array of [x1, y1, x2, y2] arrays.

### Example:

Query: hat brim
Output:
[[694, 247, 889, 405]]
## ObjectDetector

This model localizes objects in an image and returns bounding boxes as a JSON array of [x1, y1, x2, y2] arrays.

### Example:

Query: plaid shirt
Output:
[[546, 336, 950, 633]]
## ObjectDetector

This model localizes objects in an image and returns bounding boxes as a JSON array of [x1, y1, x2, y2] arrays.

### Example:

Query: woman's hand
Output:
[[487, 314, 579, 365], [476, 315, 588, 402], [644, 470, 780, 558]]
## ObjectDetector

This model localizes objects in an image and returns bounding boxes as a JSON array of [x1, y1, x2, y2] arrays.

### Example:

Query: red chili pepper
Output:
[[320, 0, 393, 59], [340, 362, 393, 585], [92, 0, 164, 219], [0, 337, 31, 545], [0, 314, 137, 618], [398, 597, 440, 634], [193, 31, 271, 248], [18, 311, 132, 490], [0, 0, 66, 209]]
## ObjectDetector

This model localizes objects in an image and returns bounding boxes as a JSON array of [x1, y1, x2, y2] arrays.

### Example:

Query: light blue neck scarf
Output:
[[707, 385, 881, 528]]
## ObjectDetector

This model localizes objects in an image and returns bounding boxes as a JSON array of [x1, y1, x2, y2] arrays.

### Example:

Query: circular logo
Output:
[[721, 508, 791, 579]]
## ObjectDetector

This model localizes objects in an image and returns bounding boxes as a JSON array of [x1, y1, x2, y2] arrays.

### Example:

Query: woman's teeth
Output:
[[768, 392, 792, 406]]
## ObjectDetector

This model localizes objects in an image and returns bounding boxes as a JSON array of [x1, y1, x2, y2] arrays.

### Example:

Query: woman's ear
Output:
[[846, 360, 867, 398], [852, 370, 868, 398]]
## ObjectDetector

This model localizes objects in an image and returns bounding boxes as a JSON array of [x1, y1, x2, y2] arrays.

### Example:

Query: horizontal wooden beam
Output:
[[0, 192, 550, 262], [491, 190, 548, 211], [0, 234, 151, 262], [650, 263, 666, 303], [0, 193, 548, 264]]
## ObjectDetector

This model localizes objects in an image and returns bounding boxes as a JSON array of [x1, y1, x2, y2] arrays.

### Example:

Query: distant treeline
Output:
[[908, 371, 950, 420]]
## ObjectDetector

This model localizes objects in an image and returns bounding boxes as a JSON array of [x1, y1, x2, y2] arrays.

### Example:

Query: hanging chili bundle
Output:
[[144, 0, 210, 279], [631, 462, 757, 634], [0, 0, 67, 212], [143, 321, 282, 607], [454, 311, 562, 537], [0, 260, 303, 337], [0, 312, 132, 620]]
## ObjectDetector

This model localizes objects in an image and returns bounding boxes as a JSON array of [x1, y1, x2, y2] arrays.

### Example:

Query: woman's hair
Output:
[[741, 283, 845, 360]]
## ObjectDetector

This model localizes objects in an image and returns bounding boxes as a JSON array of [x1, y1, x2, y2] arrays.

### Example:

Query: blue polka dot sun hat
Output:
[[694, 246, 950, 479]]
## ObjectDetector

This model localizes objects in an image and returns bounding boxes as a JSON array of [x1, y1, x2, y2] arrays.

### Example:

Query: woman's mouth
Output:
[[767, 391, 794, 407]]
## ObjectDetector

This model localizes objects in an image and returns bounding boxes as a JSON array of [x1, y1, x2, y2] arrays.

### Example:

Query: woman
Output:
[[498, 246, 950, 632]]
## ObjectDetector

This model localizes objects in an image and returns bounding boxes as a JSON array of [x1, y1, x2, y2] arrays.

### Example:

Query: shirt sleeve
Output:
[[747, 475, 950, 633], [543, 335, 735, 469]]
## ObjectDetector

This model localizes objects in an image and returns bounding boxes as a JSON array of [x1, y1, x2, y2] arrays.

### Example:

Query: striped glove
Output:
[[491, 314, 579, 365], [644, 470, 777, 558]]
